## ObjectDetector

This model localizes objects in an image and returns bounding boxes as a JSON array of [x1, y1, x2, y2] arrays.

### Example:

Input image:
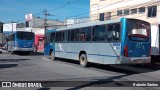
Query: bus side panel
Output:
[[55, 43, 92, 60], [55, 43, 121, 64], [90, 43, 121, 64], [44, 43, 55, 56]]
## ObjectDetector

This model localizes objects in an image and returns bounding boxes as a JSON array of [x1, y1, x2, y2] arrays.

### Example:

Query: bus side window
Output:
[[107, 25, 113, 41], [56, 31, 62, 42], [71, 29, 80, 41], [80, 29, 85, 41], [99, 25, 106, 41], [107, 24, 120, 42], [92, 25, 106, 41], [50, 32, 55, 42], [63, 31, 67, 42], [80, 27, 91, 42], [92, 26, 99, 41], [85, 27, 91, 41], [113, 24, 120, 41], [67, 30, 71, 42]]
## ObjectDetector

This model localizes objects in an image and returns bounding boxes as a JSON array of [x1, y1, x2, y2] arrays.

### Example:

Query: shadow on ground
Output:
[[17, 52, 44, 56], [0, 59, 30, 63], [0, 64, 18, 69], [54, 58, 160, 89], [37, 88, 51, 90], [57, 58, 160, 75]]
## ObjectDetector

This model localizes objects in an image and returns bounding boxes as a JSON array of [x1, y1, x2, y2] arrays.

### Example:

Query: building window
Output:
[[105, 12, 111, 20], [124, 9, 129, 15], [26, 21, 29, 27], [117, 10, 122, 16], [138, 7, 145, 13], [148, 6, 157, 17], [99, 13, 104, 21], [130, 8, 137, 14]]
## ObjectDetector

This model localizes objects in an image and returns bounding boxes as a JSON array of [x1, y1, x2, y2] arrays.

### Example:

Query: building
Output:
[[24, 14, 64, 52], [3, 23, 17, 34], [90, 0, 159, 22], [90, 0, 160, 56]]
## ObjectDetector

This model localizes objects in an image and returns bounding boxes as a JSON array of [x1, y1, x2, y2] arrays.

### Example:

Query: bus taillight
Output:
[[124, 45, 128, 57]]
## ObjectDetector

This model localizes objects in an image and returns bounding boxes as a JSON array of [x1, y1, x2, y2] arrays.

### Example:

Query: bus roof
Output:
[[46, 29, 56, 33], [8, 31, 34, 35], [56, 18, 122, 31]]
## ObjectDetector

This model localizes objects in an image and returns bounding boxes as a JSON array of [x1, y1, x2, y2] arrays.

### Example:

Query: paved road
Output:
[[0, 52, 160, 90]]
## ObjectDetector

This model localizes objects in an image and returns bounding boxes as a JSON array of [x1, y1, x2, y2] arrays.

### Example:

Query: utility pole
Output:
[[43, 9, 54, 34]]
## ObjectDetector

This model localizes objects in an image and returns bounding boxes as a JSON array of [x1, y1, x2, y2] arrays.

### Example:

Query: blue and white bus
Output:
[[7, 31, 35, 54], [44, 18, 151, 67]]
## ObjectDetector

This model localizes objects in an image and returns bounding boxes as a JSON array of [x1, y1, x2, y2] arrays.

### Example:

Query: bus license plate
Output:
[[142, 55, 146, 57], [137, 59, 143, 63]]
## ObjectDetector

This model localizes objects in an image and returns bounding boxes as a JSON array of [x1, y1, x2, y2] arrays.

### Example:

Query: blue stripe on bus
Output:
[[120, 18, 127, 56], [55, 51, 118, 57]]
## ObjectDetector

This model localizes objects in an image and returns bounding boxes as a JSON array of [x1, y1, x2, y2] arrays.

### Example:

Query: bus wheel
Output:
[[50, 51, 55, 61], [79, 54, 88, 67]]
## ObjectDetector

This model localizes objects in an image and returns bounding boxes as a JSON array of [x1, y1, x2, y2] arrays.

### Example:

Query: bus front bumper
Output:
[[121, 56, 151, 64], [14, 47, 34, 52]]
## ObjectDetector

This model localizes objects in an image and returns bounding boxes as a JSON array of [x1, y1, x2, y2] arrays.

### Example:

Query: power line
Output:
[[51, 0, 130, 20], [48, 0, 80, 13], [33, 0, 80, 18]]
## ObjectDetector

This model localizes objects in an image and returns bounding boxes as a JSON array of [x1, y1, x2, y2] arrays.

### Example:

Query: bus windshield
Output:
[[17, 32, 34, 40], [127, 19, 150, 42]]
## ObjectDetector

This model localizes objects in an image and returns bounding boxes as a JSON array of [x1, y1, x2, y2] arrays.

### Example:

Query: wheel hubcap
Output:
[[81, 57, 85, 63]]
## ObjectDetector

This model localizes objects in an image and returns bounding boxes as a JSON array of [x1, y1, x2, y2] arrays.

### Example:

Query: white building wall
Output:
[[3, 23, 17, 33], [151, 25, 159, 55]]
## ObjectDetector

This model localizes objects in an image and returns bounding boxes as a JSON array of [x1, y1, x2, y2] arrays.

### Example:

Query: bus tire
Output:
[[50, 51, 55, 61], [151, 55, 156, 65], [79, 54, 88, 67]]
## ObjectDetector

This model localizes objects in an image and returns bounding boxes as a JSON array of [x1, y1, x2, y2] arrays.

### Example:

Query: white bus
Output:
[[44, 18, 151, 67]]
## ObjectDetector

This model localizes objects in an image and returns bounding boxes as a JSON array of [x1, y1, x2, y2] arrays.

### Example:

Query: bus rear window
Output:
[[127, 19, 150, 42], [17, 32, 34, 40]]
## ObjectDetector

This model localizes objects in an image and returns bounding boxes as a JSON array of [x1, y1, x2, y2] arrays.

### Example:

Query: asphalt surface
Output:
[[0, 52, 160, 90]]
